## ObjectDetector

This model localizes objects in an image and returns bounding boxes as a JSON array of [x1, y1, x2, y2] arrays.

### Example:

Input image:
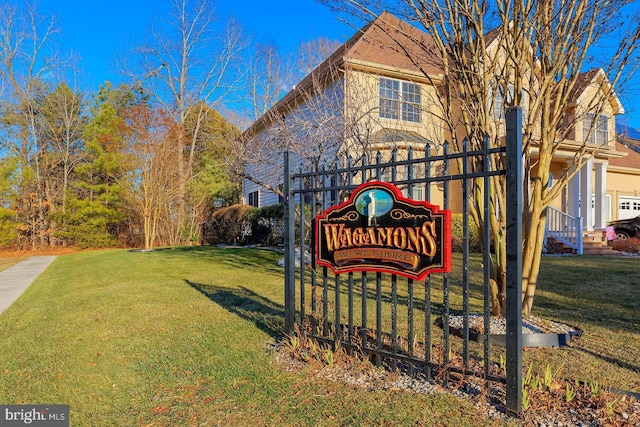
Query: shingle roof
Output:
[[612, 136, 640, 169], [344, 11, 442, 76], [483, 26, 502, 46], [243, 12, 625, 136]]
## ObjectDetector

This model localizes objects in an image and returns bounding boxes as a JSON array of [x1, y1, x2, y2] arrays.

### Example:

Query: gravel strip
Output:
[[273, 336, 639, 426], [447, 314, 581, 336]]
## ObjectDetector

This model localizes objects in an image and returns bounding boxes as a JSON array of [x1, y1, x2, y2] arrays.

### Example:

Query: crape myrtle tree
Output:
[[119, 104, 180, 250], [127, 0, 250, 246], [323, 0, 640, 315]]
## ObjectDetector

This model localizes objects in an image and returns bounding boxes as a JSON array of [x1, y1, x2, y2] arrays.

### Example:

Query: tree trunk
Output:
[[175, 125, 187, 246], [521, 207, 548, 315], [144, 213, 152, 250]]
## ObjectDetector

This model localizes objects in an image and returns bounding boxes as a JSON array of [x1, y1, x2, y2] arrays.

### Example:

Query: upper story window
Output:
[[379, 78, 421, 123], [583, 113, 609, 145], [491, 83, 527, 121], [491, 84, 509, 120]]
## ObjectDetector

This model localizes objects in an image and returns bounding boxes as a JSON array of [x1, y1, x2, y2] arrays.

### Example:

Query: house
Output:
[[609, 134, 640, 220], [242, 12, 638, 251]]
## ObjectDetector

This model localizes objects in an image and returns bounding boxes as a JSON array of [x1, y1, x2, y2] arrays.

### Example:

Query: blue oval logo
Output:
[[355, 188, 394, 221]]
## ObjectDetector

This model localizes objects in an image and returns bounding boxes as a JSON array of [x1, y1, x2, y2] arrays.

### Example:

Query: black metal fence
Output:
[[283, 108, 523, 413]]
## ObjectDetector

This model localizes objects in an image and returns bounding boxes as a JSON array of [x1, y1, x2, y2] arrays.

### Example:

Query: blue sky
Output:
[[35, 0, 640, 131], [37, 0, 356, 88]]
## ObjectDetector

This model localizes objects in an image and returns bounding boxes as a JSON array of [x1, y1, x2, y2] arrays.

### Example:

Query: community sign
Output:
[[315, 181, 452, 280]]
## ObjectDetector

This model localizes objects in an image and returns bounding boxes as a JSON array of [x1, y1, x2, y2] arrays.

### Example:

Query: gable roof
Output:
[[243, 12, 439, 136], [483, 26, 502, 47], [569, 68, 625, 115], [343, 12, 442, 77], [243, 12, 626, 137]]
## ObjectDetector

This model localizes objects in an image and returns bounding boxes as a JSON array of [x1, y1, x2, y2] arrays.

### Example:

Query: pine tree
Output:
[[55, 84, 129, 248]]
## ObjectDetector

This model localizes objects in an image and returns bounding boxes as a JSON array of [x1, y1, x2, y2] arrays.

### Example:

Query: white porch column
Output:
[[594, 162, 608, 229], [567, 167, 580, 218], [580, 158, 594, 230]]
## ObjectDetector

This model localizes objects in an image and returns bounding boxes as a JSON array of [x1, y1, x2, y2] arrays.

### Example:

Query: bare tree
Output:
[[119, 105, 180, 250], [0, 1, 63, 248], [243, 37, 343, 122], [179, 102, 241, 242], [240, 60, 350, 201], [40, 83, 86, 238], [293, 38, 343, 85], [246, 43, 290, 120], [325, 0, 640, 314], [127, 0, 250, 245]]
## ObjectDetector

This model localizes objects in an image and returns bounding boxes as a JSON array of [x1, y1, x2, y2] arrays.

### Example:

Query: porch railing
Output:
[[545, 207, 583, 255]]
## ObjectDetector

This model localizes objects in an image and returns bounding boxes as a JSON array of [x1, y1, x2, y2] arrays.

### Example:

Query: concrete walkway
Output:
[[0, 256, 57, 315]]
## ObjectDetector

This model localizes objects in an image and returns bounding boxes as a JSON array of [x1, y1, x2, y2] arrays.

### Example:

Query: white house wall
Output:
[[243, 76, 345, 208]]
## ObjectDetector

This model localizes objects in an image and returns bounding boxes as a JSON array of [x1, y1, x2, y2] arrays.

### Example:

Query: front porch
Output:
[[544, 159, 613, 255]]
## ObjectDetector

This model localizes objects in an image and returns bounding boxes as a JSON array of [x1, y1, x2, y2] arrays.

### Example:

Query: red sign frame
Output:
[[314, 181, 452, 280]]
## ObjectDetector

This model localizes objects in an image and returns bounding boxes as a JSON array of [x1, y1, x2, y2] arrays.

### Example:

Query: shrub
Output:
[[450, 213, 482, 253], [247, 204, 284, 246], [241, 208, 485, 250], [54, 222, 118, 249], [51, 196, 122, 249], [203, 204, 252, 245], [610, 237, 640, 253]]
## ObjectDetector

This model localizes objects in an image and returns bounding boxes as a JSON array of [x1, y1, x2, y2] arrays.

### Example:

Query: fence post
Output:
[[505, 107, 523, 414], [284, 150, 296, 334]]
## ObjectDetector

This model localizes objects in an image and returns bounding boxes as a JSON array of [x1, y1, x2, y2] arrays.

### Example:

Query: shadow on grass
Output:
[[569, 341, 640, 375], [317, 276, 446, 315], [185, 280, 285, 338], [153, 246, 284, 274]]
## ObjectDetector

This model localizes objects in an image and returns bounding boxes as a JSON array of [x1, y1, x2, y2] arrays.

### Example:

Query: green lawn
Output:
[[0, 247, 512, 426], [522, 255, 640, 393]]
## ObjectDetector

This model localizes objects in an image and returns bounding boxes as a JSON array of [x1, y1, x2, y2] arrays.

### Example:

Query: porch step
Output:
[[582, 232, 614, 255], [545, 233, 615, 255], [545, 237, 577, 254]]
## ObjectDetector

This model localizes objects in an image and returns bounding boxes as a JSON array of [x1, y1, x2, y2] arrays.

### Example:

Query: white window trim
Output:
[[248, 190, 259, 208], [379, 77, 422, 123], [490, 83, 527, 121], [583, 113, 609, 145]]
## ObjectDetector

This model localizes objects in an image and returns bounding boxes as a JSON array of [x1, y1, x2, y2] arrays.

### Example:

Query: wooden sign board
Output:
[[315, 181, 452, 280]]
